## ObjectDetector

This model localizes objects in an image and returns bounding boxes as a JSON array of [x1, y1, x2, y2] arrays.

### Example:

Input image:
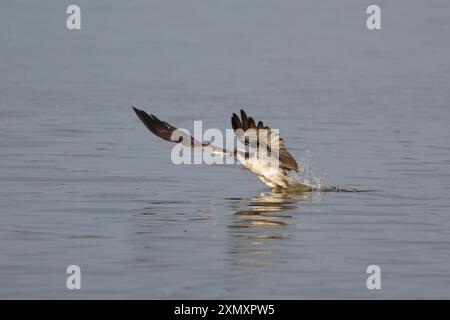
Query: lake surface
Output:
[[1, 0, 450, 299]]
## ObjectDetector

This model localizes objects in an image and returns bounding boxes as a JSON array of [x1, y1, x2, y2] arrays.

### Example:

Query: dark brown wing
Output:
[[132, 107, 184, 143], [231, 109, 299, 172], [132, 107, 232, 156], [231, 109, 267, 132]]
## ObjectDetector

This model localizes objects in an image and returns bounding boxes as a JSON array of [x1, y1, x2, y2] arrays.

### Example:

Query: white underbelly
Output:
[[238, 156, 292, 188]]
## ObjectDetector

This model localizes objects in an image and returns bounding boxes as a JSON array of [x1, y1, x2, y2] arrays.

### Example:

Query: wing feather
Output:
[[230, 109, 299, 172], [132, 107, 232, 156]]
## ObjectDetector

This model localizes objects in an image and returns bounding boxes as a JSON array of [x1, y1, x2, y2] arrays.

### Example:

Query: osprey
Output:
[[132, 107, 311, 191]]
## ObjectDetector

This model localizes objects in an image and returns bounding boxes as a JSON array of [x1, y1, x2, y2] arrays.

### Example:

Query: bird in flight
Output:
[[132, 107, 311, 191]]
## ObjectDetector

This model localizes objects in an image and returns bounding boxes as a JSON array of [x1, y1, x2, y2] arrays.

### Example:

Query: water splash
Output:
[[291, 151, 363, 192], [291, 151, 325, 190]]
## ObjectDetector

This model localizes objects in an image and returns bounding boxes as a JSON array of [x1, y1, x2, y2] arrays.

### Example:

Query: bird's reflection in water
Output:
[[226, 190, 321, 267]]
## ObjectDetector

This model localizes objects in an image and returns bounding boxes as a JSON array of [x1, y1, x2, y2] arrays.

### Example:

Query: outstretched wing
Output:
[[132, 107, 232, 156], [231, 109, 299, 172]]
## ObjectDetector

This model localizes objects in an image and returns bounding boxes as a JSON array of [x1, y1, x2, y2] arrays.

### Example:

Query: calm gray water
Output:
[[1, 0, 450, 299]]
